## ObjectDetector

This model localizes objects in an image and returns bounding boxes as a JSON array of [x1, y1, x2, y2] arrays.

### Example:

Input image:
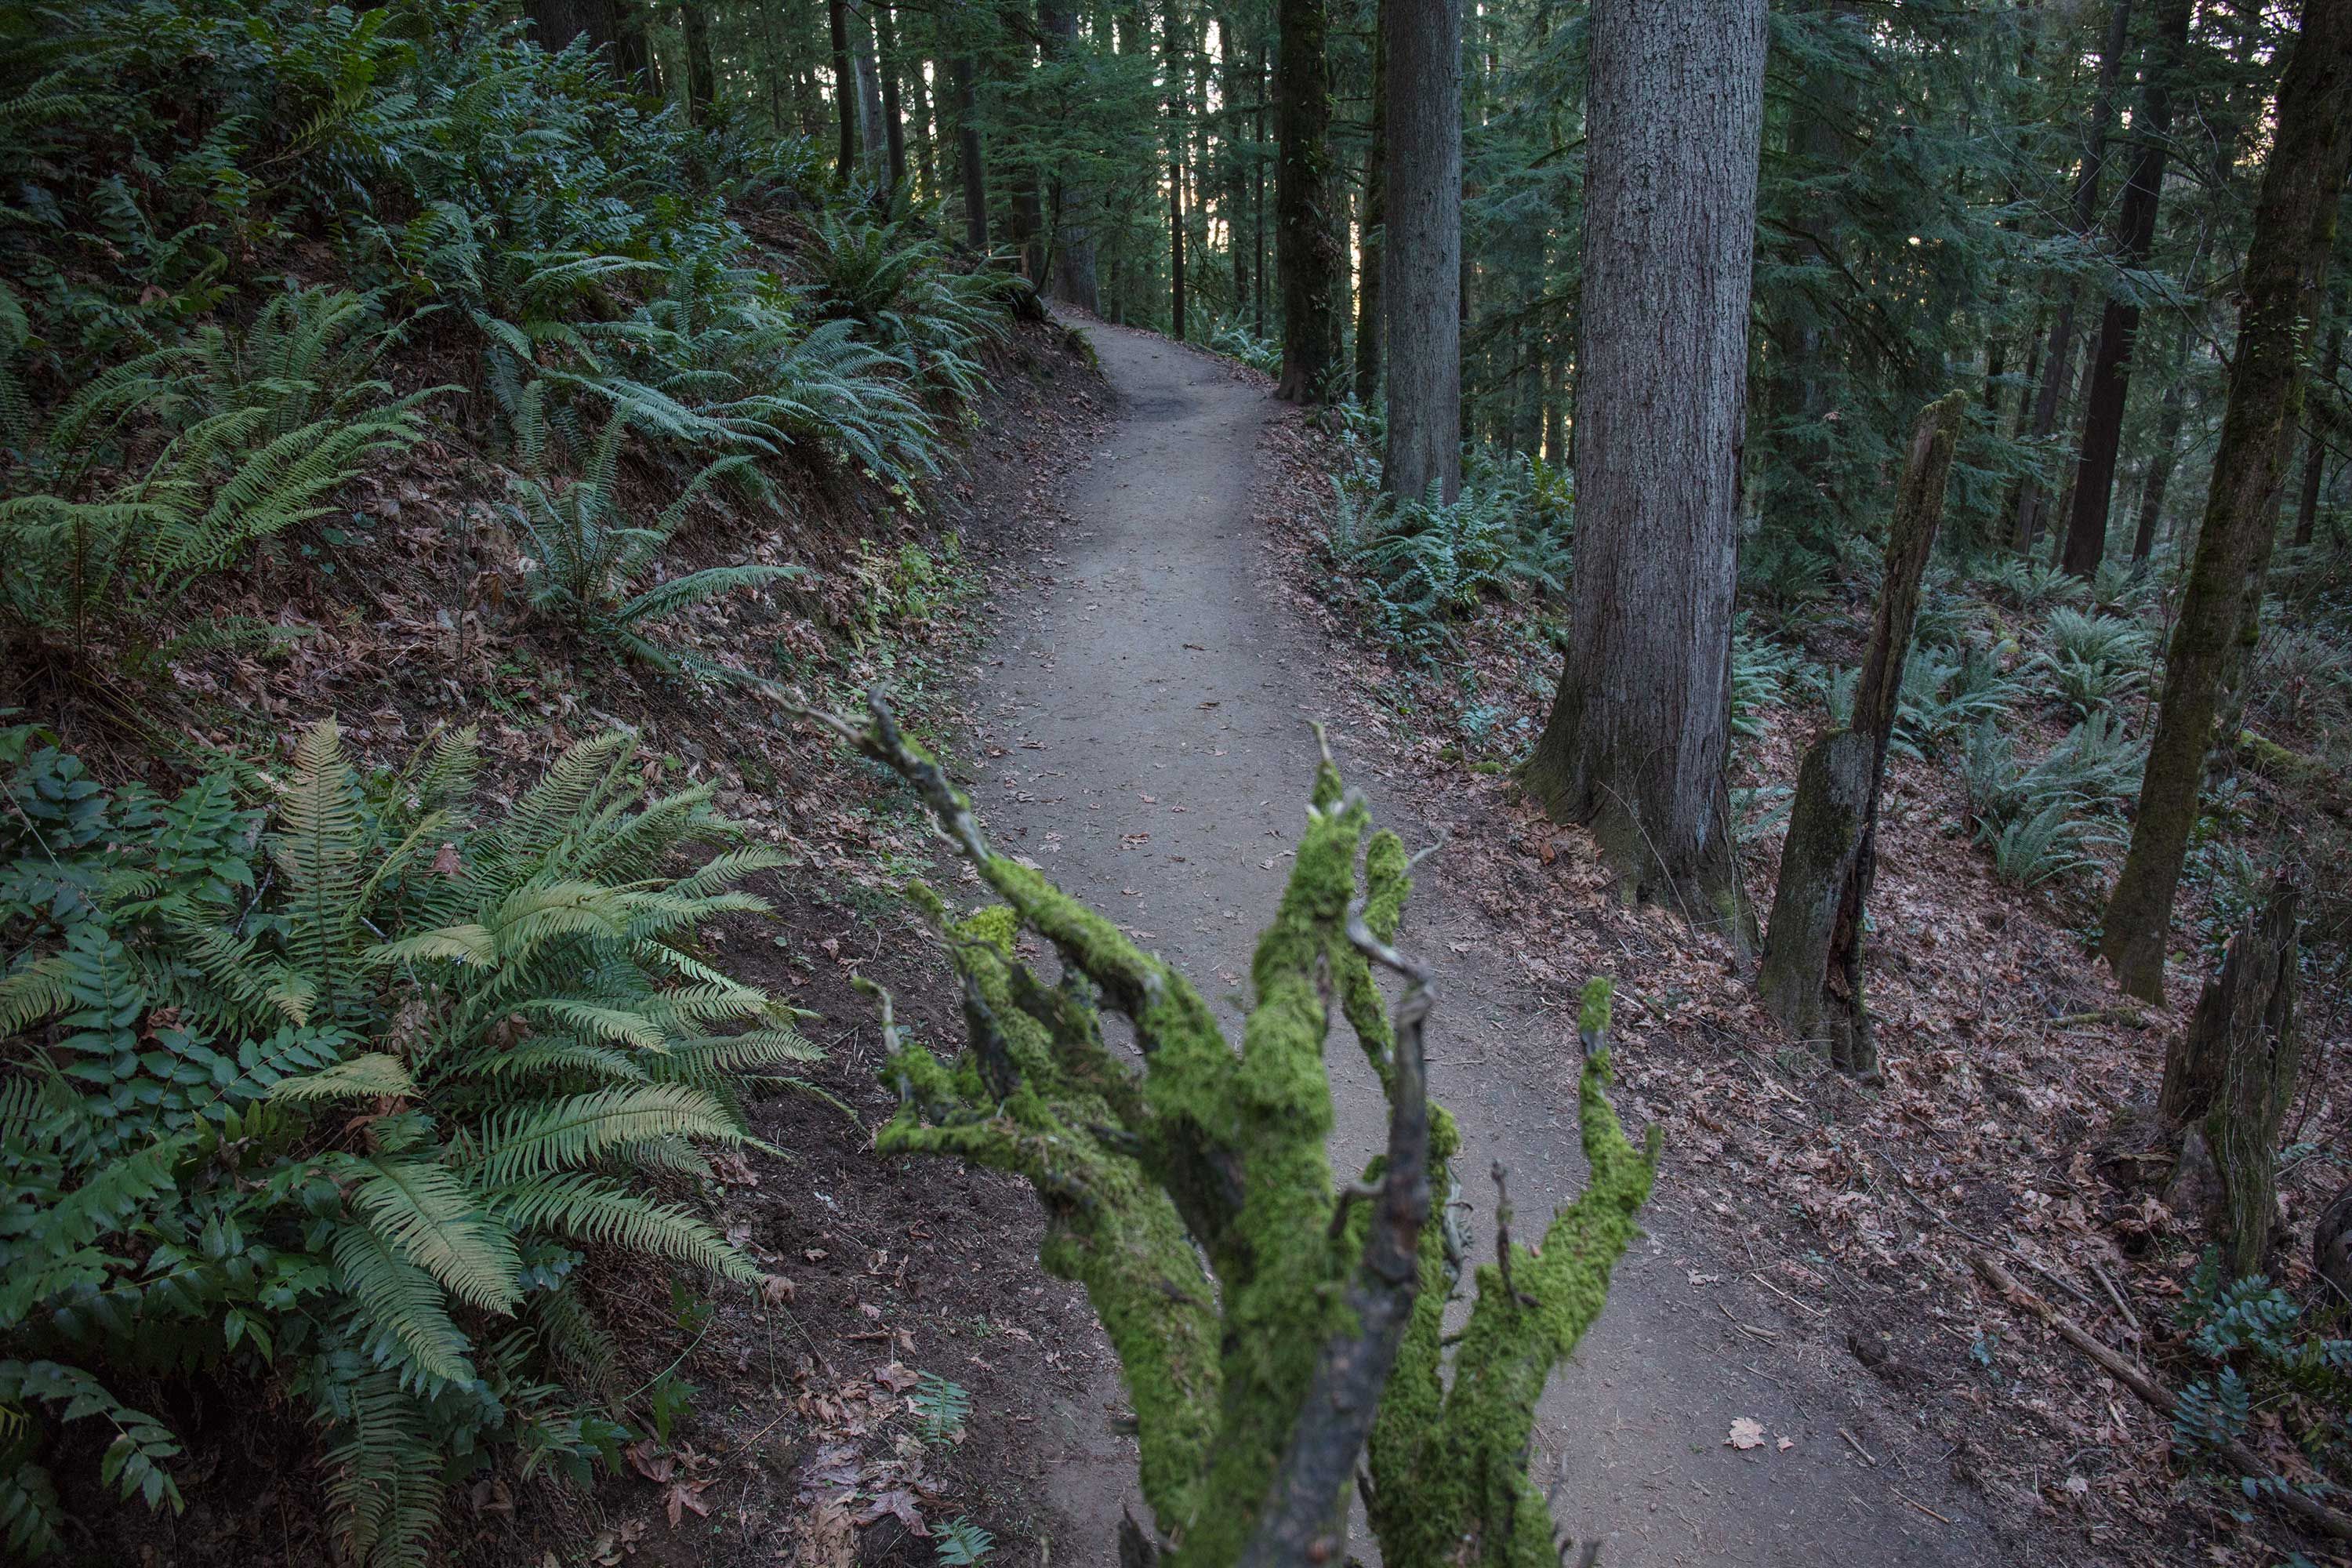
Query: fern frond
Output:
[[496, 1173, 756, 1280], [330, 1225, 477, 1385], [270, 1053, 419, 1103], [475, 1084, 745, 1183], [336, 1158, 521, 1315], [325, 1370, 444, 1568]]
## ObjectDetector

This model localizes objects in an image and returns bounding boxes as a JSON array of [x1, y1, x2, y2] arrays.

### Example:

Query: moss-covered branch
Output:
[[815, 692, 1658, 1566]]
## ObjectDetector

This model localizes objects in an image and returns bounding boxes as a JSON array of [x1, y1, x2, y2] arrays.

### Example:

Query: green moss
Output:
[[844, 699, 1653, 1566]]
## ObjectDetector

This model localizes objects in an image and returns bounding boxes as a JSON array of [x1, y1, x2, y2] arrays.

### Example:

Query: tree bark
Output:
[[2158, 877, 2302, 1277], [1379, 0, 1459, 503], [952, 53, 989, 250], [848, 0, 889, 183], [2296, 314, 2343, 546], [1521, 0, 1767, 939], [1354, 0, 1386, 407], [1273, 0, 1341, 401], [1760, 394, 1964, 1076], [2060, 0, 2193, 577], [2102, 0, 2352, 1001], [2011, 0, 2132, 554], [527, 0, 651, 83], [1166, 0, 1187, 338], [829, 0, 858, 180], [2130, 367, 2190, 562], [876, 2, 907, 189], [681, 2, 717, 119]]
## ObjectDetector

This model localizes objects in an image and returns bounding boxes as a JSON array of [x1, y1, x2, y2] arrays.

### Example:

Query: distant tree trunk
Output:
[[1273, 0, 1341, 401], [952, 53, 989, 250], [1522, 0, 1767, 937], [527, 0, 651, 83], [848, 0, 889, 182], [2296, 315, 2343, 546], [2011, 0, 2132, 554], [876, 3, 908, 188], [2102, 0, 2352, 1002], [2060, 0, 2192, 577], [1381, 0, 1459, 503], [1166, 0, 1187, 338], [1252, 34, 1268, 337], [2132, 368, 2190, 561], [1761, 394, 1964, 1078], [909, 49, 936, 197], [1355, 0, 1386, 406], [681, 2, 718, 118], [829, 0, 858, 180], [1038, 0, 1093, 307]]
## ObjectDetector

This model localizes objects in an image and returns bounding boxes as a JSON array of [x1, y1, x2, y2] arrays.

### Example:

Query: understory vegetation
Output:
[[0, 1, 1033, 1561]]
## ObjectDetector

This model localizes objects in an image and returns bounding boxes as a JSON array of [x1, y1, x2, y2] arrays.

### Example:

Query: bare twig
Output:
[[1973, 1256, 2352, 1543], [1491, 1162, 1536, 1308]]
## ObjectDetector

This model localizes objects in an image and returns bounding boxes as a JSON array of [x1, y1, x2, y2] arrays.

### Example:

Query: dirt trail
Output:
[[967, 321, 1999, 1565]]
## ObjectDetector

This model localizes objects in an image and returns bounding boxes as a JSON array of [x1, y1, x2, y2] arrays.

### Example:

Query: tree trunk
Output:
[[2131, 368, 2190, 561], [876, 3, 907, 189], [1380, 0, 1459, 503], [2296, 315, 2343, 546], [528, 0, 651, 83], [848, 0, 889, 183], [829, 0, 858, 180], [1522, 0, 1767, 938], [952, 53, 989, 250], [2060, 0, 2192, 577], [2101, 0, 2352, 1001], [1253, 34, 1268, 337], [2011, 0, 2132, 553], [2158, 877, 2303, 1277], [1760, 394, 1964, 1076], [1166, 0, 1187, 338], [681, 2, 717, 119], [1273, 0, 1341, 401], [1354, 0, 1386, 407]]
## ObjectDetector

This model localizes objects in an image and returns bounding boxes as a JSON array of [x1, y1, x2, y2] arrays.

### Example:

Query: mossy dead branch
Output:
[[809, 691, 1660, 1566]]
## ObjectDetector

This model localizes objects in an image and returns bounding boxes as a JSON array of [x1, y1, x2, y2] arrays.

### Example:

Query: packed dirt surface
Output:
[[949, 318, 2005, 1565]]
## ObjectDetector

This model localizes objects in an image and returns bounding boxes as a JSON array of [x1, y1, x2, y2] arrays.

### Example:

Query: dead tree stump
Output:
[[2159, 874, 2302, 1277], [1759, 391, 1965, 1078]]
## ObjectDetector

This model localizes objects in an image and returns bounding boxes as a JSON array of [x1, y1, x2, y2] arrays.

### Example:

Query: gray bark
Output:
[[1380, 0, 1460, 503], [1759, 393, 1963, 1076], [848, 0, 889, 183], [1522, 0, 1767, 941]]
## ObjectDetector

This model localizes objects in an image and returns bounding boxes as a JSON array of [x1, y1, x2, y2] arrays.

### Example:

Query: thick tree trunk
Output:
[[952, 54, 988, 251], [1522, 0, 1767, 939], [681, 2, 717, 119], [1273, 0, 1341, 401], [527, 0, 650, 83], [2102, 0, 2352, 1001], [829, 0, 858, 180], [1379, 0, 1459, 503], [1038, 0, 1094, 308], [1354, 0, 1386, 407], [2011, 0, 2132, 554], [2060, 0, 2192, 577], [1760, 394, 1964, 1076]]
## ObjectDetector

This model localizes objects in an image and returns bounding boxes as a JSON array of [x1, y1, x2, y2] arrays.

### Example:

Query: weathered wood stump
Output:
[[1759, 391, 1965, 1079], [2159, 873, 2302, 1276]]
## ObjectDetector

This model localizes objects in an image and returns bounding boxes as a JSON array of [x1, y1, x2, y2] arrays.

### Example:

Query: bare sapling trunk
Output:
[[951, 53, 987, 251], [2158, 876, 2303, 1277], [1380, 0, 1461, 503], [809, 695, 1656, 1568], [1760, 393, 1965, 1078], [2100, 0, 2352, 1000], [1521, 0, 1767, 946]]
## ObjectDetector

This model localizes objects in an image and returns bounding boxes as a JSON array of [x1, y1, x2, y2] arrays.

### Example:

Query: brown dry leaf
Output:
[[664, 1479, 713, 1528], [793, 1500, 857, 1568], [1726, 1417, 1766, 1451], [761, 1273, 797, 1305], [624, 1439, 674, 1483], [852, 1487, 929, 1536], [876, 1362, 919, 1392]]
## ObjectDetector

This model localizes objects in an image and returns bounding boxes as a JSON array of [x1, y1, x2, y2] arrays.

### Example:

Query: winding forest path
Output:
[[968, 321, 1998, 1566]]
